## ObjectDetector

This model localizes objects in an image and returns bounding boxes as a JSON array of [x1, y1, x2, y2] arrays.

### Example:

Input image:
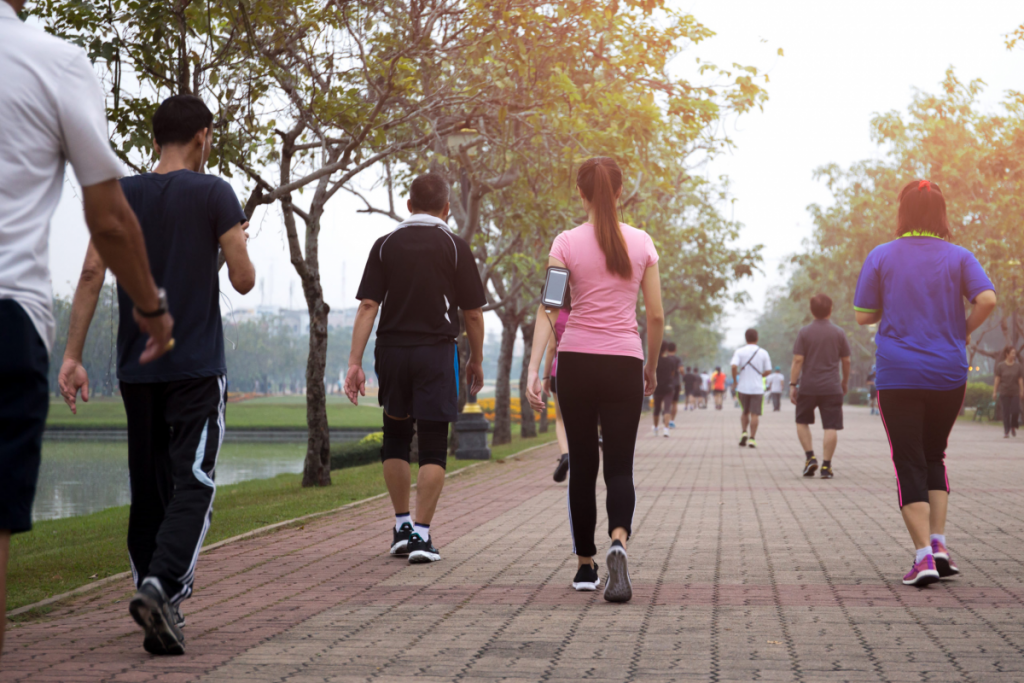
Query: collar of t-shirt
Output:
[[397, 213, 452, 231]]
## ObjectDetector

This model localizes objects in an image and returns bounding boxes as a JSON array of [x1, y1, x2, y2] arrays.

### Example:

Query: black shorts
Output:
[[375, 342, 459, 422], [653, 392, 674, 415], [550, 375, 558, 395], [795, 393, 844, 430], [0, 300, 49, 534], [671, 386, 680, 402], [738, 392, 763, 416]]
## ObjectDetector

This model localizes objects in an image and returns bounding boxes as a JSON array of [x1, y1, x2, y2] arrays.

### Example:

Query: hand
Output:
[[466, 359, 485, 396], [644, 363, 657, 397], [526, 368, 546, 412], [841, 381, 848, 395], [542, 376, 551, 396], [790, 386, 798, 405], [58, 358, 90, 414], [344, 364, 366, 405], [967, 333, 972, 346], [134, 310, 174, 364], [993, 391, 998, 400]]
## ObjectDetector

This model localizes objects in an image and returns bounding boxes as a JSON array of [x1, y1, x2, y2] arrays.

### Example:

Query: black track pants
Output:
[[121, 376, 225, 605], [557, 352, 644, 558], [876, 385, 963, 508]]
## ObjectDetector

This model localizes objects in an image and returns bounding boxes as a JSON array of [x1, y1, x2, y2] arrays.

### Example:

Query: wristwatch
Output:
[[136, 288, 168, 318]]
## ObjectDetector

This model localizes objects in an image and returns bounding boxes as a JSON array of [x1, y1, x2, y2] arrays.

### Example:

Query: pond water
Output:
[[33, 441, 310, 521]]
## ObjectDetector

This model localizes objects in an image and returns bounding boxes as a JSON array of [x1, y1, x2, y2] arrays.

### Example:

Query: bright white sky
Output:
[[46, 0, 1024, 348]]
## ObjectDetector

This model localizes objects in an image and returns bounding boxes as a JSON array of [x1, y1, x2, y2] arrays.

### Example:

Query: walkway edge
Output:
[[6, 439, 555, 620]]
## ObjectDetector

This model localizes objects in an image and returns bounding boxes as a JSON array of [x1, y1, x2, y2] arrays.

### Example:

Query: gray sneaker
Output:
[[129, 577, 186, 655], [603, 540, 632, 603]]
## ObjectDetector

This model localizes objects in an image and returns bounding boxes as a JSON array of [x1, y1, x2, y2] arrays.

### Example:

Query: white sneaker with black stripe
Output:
[[603, 540, 632, 603]]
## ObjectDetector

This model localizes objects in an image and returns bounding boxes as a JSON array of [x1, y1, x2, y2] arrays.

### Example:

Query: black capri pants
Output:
[[877, 386, 964, 508], [557, 352, 644, 558]]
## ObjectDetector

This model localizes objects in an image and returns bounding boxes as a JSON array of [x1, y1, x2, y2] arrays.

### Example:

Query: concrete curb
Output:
[[6, 439, 555, 620]]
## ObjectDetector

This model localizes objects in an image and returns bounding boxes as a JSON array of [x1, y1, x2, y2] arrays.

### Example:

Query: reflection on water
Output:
[[33, 442, 307, 522]]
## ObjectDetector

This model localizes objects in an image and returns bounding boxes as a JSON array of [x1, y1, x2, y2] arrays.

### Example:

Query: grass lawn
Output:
[[46, 395, 384, 430], [8, 425, 555, 614]]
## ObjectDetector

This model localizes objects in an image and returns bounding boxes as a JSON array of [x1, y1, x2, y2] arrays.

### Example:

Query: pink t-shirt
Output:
[[549, 223, 658, 360]]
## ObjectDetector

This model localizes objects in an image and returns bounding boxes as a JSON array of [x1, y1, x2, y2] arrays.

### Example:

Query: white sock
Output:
[[395, 513, 411, 531], [915, 546, 934, 563], [930, 533, 946, 546], [413, 523, 430, 541]]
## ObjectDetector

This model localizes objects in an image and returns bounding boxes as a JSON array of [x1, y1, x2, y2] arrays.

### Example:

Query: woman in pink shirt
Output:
[[527, 157, 665, 603]]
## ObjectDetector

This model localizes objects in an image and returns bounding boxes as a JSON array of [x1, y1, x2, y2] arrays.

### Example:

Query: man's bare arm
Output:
[[344, 299, 380, 405], [841, 356, 851, 394], [219, 222, 255, 294], [463, 307, 485, 395], [57, 243, 107, 413]]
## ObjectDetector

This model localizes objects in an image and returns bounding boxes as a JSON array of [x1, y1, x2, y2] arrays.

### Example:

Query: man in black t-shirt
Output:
[[345, 173, 486, 565], [58, 95, 254, 655]]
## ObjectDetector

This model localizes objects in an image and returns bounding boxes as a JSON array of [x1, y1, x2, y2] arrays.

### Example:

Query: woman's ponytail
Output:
[[577, 157, 631, 279]]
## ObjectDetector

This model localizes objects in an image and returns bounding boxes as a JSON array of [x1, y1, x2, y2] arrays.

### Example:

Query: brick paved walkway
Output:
[[3, 402, 1024, 683]]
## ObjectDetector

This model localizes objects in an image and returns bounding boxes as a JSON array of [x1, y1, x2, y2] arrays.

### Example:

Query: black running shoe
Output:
[[172, 605, 185, 629], [802, 458, 818, 477], [407, 533, 441, 563], [739, 433, 748, 447], [391, 522, 413, 556], [129, 577, 186, 656], [572, 562, 600, 591], [820, 464, 834, 479], [604, 540, 632, 603], [553, 453, 569, 483]]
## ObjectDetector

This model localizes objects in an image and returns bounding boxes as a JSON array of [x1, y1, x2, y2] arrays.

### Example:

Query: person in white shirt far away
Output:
[[0, 0, 173, 662], [767, 367, 787, 412], [730, 329, 773, 448]]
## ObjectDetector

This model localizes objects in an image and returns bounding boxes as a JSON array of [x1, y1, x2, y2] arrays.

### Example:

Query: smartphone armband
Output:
[[542, 267, 570, 308]]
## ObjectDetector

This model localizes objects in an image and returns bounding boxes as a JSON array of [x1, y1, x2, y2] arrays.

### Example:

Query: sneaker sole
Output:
[[390, 541, 410, 556], [409, 550, 441, 563], [934, 555, 959, 577], [572, 578, 601, 591], [604, 547, 632, 603], [803, 464, 818, 477], [903, 569, 941, 587], [129, 593, 185, 656]]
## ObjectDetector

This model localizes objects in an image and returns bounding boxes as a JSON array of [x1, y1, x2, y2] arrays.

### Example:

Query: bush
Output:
[[476, 397, 555, 421], [964, 382, 993, 408], [330, 431, 383, 470]]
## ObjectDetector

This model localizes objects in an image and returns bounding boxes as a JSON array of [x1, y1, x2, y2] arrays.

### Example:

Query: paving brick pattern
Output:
[[3, 403, 1024, 682]]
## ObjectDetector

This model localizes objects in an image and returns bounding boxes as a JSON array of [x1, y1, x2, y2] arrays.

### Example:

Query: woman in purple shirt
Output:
[[855, 179, 996, 587]]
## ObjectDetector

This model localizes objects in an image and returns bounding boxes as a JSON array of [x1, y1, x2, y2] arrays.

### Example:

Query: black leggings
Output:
[[1000, 394, 1020, 435], [557, 352, 644, 558], [877, 386, 964, 508]]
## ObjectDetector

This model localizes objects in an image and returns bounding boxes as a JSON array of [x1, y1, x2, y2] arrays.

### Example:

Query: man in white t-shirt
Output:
[[730, 328, 772, 448], [0, 0, 172, 661], [766, 367, 787, 412]]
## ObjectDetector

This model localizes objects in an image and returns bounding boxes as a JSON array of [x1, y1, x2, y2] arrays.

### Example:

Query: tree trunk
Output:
[[302, 293, 331, 486], [492, 312, 518, 445], [519, 319, 537, 438]]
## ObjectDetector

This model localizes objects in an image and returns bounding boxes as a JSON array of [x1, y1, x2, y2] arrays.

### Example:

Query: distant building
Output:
[[223, 305, 358, 333]]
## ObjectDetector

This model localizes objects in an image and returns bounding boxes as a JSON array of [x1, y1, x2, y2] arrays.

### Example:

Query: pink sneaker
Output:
[[931, 539, 960, 578], [903, 554, 940, 586]]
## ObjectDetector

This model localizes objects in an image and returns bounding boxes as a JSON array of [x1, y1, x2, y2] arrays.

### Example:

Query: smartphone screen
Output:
[[542, 268, 569, 307]]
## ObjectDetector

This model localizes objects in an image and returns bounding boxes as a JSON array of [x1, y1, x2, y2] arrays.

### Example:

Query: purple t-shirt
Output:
[[551, 308, 569, 377], [853, 236, 993, 390]]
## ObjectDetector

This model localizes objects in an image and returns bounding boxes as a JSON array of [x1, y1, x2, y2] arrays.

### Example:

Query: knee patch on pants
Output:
[[382, 414, 414, 462], [417, 419, 449, 469]]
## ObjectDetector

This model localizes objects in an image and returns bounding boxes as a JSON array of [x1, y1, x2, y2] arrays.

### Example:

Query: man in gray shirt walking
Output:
[[790, 294, 851, 479]]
